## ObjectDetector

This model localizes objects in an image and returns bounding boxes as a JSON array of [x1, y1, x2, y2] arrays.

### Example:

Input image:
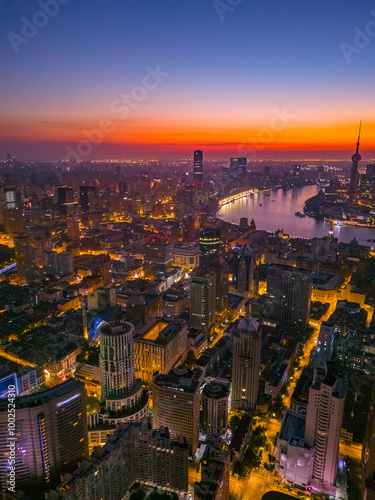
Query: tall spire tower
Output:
[[348, 121, 362, 206]]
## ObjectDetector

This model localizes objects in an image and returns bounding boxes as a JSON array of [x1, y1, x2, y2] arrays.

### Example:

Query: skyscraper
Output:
[[79, 186, 96, 213], [99, 319, 148, 422], [232, 315, 262, 411], [57, 187, 74, 216], [193, 150, 203, 188], [0, 380, 88, 492], [267, 264, 312, 328], [189, 267, 216, 336], [199, 226, 221, 268], [348, 122, 362, 206], [143, 233, 173, 275], [305, 363, 346, 489], [230, 157, 247, 181], [201, 381, 229, 439]]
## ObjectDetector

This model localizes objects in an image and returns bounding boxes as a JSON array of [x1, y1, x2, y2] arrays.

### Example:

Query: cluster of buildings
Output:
[[0, 152, 375, 500]]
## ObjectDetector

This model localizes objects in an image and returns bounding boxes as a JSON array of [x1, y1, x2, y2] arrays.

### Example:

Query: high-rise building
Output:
[[14, 233, 37, 285], [231, 315, 262, 411], [66, 213, 80, 242], [57, 187, 74, 216], [193, 150, 203, 188], [195, 441, 230, 500], [99, 319, 148, 419], [264, 165, 272, 188], [232, 244, 256, 296], [199, 226, 221, 268], [189, 267, 216, 335], [230, 157, 247, 181], [53, 419, 189, 500], [152, 366, 201, 454], [79, 186, 96, 214], [134, 318, 188, 385], [201, 381, 229, 439], [347, 122, 362, 205], [144, 233, 173, 275], [305, 363, 346, 489], [207, 254, 230, 321], [267, 264, 312, 328], [0, 380, 88, 493]]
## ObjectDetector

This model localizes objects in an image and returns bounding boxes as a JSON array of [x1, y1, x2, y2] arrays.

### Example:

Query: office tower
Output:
[[305, 363, 346, 489], [66, 213, 80, 242], [79, 186, 96, 213], [207, 254, 230, 321], [347, 122, 362, 205], [0, 380, 88, 492], [362, 381, 375, 499], [232, 315, 262, 411], [14, 233, 37, 285], [316, 321, 335, 362], [134, 318, 188, 385], [275, 408, 314, 487], [99, 319, 148, 423], [195, 442, 230, 500], [266, 264, 312, 328], [264, 165, 272, 188], [152, 367, 201, 454], [53, 420, 189, 499], [193, 150, 203, 188], [199, 226, 221, 268], [230, 157, 247, 181], [57, 187, 74, 216], [144, 233, 173, 275], [201, 381, 229, 439], [232, 244, 256, 297], [189, 268, 216, 335]]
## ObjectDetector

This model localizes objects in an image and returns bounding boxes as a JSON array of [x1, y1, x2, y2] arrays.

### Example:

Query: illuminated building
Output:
[[347, 122, 362, 206], [189, 268, 216, 335], [88, 319, 148, 450], [144, 234, 173, 275], [152, 366, 201, 454], [133, 317, 188, 385], [193, 150, 203, 188], [201, 381, 229, 439], [230, 157, 247, 181], [231, 315, 261, 411], [275, 408, 314, 488], [207, 254, 230, 321], [232, 244, 256, 297], [267, 264, 312, 328], [54, 420, 189, 499], [66, 213, 80, 242], [305, 363, 346, 489], [0, 380, 88, 492], [172, 241, 200, 272], [199, 226, 221, 268]]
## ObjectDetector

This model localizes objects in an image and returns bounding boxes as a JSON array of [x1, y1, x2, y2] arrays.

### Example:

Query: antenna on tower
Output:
[[356, 120, 362, 154]]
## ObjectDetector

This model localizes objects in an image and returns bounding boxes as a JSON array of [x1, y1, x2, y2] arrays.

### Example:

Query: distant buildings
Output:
[[0, 380, 88, 492], [193, 150, 203, 188], [231, 315, 262, 411]]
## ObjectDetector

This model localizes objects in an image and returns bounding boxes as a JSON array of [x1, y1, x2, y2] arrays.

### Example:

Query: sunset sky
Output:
[[1, 0, 375, 160]]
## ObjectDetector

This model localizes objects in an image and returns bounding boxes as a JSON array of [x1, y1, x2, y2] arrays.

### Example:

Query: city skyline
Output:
[[1, 0, 375, 160]]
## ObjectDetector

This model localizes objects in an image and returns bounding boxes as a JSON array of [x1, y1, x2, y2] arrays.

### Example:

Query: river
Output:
[[218, 185, 375, 244]]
